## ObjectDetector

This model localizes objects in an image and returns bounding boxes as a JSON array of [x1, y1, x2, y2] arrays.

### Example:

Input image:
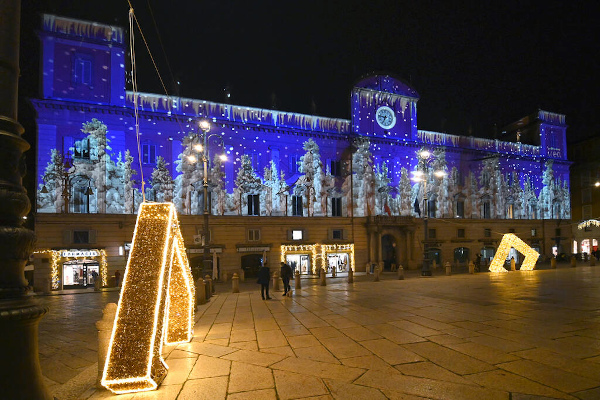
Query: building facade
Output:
[[32, 15, 572, 291]]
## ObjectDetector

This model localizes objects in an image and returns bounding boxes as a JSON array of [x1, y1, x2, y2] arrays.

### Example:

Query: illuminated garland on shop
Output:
[[99, 249, 109, 287], [33, 250, 61, 289], [578, 219, 600, 230], [102, 203, 194, 394], [281, 244, 318, 274], [320, 244, 355, 272], [489, 233, 539, 272]]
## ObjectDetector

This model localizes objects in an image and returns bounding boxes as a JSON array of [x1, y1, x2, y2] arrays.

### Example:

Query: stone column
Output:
[[0, 1, 52, 398], [397, 264, 404, 280]]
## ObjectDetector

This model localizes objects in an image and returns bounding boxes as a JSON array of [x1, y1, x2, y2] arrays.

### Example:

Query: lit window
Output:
[[142, 143, 156, 164], [292, 230, 303, 240], [73, 54, 92, 85], [73, 138, 90, 159], [507, 204, 514, 219]]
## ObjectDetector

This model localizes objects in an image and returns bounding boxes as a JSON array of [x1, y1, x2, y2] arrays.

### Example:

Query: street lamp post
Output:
[[412, 150, 445, 276], [188, 120, 227, 277]]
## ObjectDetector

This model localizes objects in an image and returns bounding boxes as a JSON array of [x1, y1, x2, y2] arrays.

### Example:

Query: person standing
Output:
[[257, 265, 271, 300], [114, 270, 121, 287], [280, 262, 293, 296]]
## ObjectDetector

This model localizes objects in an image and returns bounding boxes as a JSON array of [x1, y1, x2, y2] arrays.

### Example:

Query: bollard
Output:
[[273, 271, 280, 291], [432, 259, 437, 270], [365, 262, 371, 274], [373, 267, 380, 282], [295, 270, 301, 289], [348, 268, 354, 283], [240, 269, 245, 282], [391, 263, 397, 272], [96, 303, 117, 388], [195, 278, 206, 306], [551, 257, 557, 269], [510, 258, 516, 271], [94, 277, 102, 291], [397, 264, 404, 280], [591, 256, 596, 267], [468, 261, 475, 274], [445, 261, 451, 276], [320, 268, 327, 286], [204, 278, 211, 299], [205, 275, 213, 297], [571, 256, 577, 268], [232, 273, 240, 293]]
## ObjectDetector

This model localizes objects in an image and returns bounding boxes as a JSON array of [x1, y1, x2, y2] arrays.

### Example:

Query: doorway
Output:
[[62, 260, 99, 289], [381, 234, 398, 271], [241, 254, 263, 278]]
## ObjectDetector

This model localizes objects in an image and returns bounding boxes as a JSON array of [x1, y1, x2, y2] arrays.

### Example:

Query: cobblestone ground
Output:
[[39, 265, 600, 399]]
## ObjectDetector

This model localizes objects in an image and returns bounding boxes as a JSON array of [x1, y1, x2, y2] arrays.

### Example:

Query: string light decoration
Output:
[[578, 219, 600, 230], [99, 249, 109, 287], [281, 244, 318, 274], [320, 244, 355, 272], [33, 250, 61, 289], [489, 233, 540, 272], [101, 202, 195, 394]]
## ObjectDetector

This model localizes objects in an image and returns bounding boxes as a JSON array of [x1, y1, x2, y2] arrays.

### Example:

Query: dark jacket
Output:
[[281, 263, 293, 279], [257, 266, 271, 285]]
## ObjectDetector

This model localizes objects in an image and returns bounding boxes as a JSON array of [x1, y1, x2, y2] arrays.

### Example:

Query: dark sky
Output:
[[20, 0, 599, 142]]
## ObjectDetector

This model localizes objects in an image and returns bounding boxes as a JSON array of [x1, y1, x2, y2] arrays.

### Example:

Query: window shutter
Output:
[[89, 230, 97, 244], [63, 230, 72, 245], [287, 230, 292, 240], [342, 229, 348, 240]]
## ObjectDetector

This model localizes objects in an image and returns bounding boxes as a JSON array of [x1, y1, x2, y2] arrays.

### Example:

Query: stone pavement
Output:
[[39, 266, 600, 399]]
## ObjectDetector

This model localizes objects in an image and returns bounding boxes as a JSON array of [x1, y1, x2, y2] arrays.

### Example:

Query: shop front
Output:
[[34, 249, 107, 290], [281, 244, 318, 275], [320, 244, 355, 277]]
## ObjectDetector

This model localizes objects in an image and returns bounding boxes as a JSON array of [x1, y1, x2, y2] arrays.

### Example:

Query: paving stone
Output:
[[161, 357, 197, 385], [131, 383, 182, 399], [177, 341, 237, 357], [231, 328, 257, 342], [309, 326, 345, 340], [324, 378, 387, 400], [319, 335, 372, 359], [355, 369, 507, 400], [222, 349, 286, 367], [403, 341, 496, 375], [360, 339, 424, 365], [271, 357, 365, 382], [340, 355, 395, 371], [274, 370, 329, 399], [387, 320, 441, 337], [464, 370, 574, 399], [281, 324, 311, 337], [498, 359, 599, 393], [178, 376, 228, 400], [287, 334, 322, 349], [262, 345, 296, 357], [294, 346, 340, 364], [230, 341, 259, 351], [365, 323, 427, 344], [514, 347, 600, 381], [166, 349, 197, 359], [227, 388, 278, 400], [257, 329, 288, 349], [188, 354, 231, 379], [339, 325, 383, 341], [228, 361, 274, 393], [445, 341, 520, 364], [395, 361, 474, 385]]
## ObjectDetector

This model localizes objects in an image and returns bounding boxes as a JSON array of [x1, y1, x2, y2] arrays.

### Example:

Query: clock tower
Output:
[[350, 74, 419, 141]]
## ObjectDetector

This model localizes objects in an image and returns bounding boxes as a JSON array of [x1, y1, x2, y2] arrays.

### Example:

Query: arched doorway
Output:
[[381, 234, 398, 271], [241, 254, 263, 278]]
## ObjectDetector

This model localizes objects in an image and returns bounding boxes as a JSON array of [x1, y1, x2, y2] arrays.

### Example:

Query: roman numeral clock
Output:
[[376, 105, 397, 129]]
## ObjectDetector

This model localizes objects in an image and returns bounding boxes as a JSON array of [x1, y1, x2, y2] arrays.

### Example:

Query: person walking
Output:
[[257, 265, 271, 300], [280, 262, 293, 296]]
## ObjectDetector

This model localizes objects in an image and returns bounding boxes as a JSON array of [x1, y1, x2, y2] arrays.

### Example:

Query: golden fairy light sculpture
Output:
[[101, 203, 195, 394], [489, 233, 540, 272]]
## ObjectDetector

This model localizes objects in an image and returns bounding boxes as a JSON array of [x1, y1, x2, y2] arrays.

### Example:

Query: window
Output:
[[454, 247, 470, 263], [582, 188, 592, 203], [73, 53, 92, 85], [581, 171, 591, 187], [428, 228, 436, 239], [531, 228, 537, 237], [247, 194, 260, 216], [73, 230, 89, 244], [331, 197, 342, 217], [289, 155, 300, 174], [456, 199, 465, 218], [553, 201, 561, 219], [247, 153, 260, 171], [332, 229, 343, 240], [292, 230, 303, 240], [142, 143, 157, 164], [72, 138, 90, 159], [73, 186, 92, 214], [248, 229, 260, 241], [583, 205, 593, 220], [330, 160, 342, 177], [427, 199, 436, 218], [482, 171, 490, 187], [555, 228, 561, 237], [507, 204, 514, 219], [529, 202, 538, 219], [484, 228, 491, 238], [457, 229, 465, 238], [292, 195, 303, 216], [482, 200, 491, 219]]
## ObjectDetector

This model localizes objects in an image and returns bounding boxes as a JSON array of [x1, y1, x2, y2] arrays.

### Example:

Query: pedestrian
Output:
[[257, 265, 271, 300], [114, 270, 121, 287], [280, 262, 293, 296], [91, 270, 99, 283]]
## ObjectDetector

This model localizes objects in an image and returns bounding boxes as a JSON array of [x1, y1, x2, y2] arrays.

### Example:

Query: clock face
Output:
[[376, 106, 396, 129]]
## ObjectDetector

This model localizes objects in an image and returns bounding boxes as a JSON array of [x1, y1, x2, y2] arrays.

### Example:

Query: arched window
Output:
[[481, 195, 492, 219], [454, 247, 470, 264]]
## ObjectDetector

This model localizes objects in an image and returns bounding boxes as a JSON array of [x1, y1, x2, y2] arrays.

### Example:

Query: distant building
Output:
[[31, 15, 572, 290]]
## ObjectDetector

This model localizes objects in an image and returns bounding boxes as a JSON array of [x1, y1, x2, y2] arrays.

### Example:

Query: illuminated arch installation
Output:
[[102, 203, 195, 394], [489, 233, 540, 272]]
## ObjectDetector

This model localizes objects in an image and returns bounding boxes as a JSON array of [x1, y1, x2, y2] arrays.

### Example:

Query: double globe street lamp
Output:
[[187, 119, 227, 278], [411, 149, 446, 276]]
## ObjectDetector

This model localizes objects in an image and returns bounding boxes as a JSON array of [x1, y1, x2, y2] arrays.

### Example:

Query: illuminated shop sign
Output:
[[61, 250, 99, 258]]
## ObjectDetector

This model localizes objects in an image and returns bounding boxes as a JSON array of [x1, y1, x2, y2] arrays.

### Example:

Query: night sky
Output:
[[19, 0, 599, 143]]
